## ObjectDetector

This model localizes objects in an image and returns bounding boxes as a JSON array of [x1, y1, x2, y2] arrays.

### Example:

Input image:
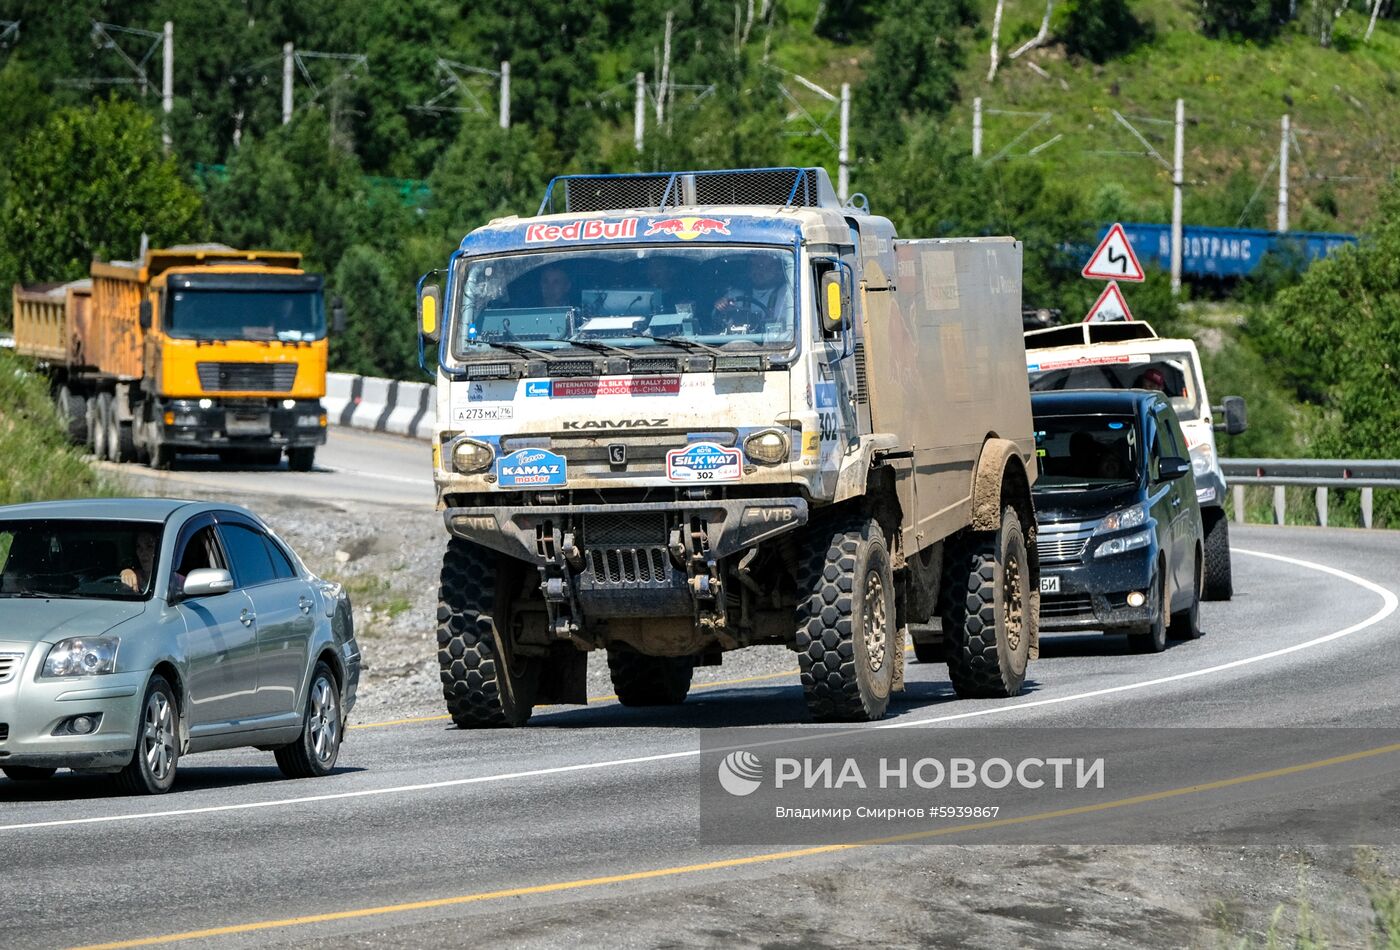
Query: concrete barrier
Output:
[[327, 371, 435, 441]]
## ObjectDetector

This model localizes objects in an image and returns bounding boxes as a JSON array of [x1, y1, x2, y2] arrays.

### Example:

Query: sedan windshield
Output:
[[1033, 416, 1141, 490], [0, 520, 162, 600], [1029, 352, 1200, 421], [167, 290, 326, 343], [450, 246, 796, 360]]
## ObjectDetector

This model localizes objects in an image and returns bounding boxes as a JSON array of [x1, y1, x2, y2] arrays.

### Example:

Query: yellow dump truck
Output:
[[11, 245, 340, 470]]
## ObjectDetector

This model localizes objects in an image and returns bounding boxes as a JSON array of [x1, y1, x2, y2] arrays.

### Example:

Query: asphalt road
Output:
[[10, 431, 1400, 949]]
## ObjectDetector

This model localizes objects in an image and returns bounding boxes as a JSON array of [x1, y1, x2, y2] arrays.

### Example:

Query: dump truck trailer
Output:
[[418, 166, 1040, 727], [12, 245, 335, 470]]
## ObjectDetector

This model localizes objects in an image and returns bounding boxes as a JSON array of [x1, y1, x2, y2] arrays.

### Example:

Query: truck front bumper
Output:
[[1038, 545, 1158, 633], [159, 398, 327, 450]]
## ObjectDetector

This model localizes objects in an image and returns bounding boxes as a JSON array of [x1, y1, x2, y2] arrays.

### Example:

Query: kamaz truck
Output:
[[418, 167, 1039, 726], [12, 245, 339, 470]]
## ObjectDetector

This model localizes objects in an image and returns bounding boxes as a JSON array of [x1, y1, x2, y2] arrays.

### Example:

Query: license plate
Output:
[[1040, 575, 1060, 594], [226, 412, 272, 436]]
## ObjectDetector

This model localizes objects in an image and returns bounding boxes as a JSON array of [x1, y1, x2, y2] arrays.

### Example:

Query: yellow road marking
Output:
[[69, 741, 1400, 950], [349, 648, 915, 732]]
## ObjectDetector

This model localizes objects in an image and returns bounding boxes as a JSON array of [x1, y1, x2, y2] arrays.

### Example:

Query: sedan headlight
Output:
[[451, 438, 495, 474], [743, 429, 790, 465], [1095, 504, 1146, 534], [1094, 529, 1152, 559], [43, 637, 119, 677]]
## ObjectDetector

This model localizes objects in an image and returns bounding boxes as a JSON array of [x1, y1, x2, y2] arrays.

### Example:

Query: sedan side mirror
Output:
[[1158, 456, 1191, 481], [181, 567, 234, 598], [1214, 395, 1247, 436]]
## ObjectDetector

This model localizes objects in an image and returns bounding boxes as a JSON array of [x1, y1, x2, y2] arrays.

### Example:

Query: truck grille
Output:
[[197, 362, 297, 393], [1040, 594, 1093, 618], [500, 431, 737, 472], [1035, 523, 1095, 563], [0, 653, 21, 684], [584, 513, 668, 546], [587, 547, 671, 585]]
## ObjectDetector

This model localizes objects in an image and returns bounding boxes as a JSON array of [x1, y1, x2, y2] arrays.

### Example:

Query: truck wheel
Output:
[[1169, 551, 1204, 641], [606, 647, 694, 706], [795, 516, 896, 722], [1201, 508, 1233, 601], [941, 505, 1031, 699], [93, 393, 112, 460], [1128, 569, 1168, 654], [287, 447, 316, 472], [437, 538, 540, 728], [149, 443, 174, 470], [56, 385, 87, 444]]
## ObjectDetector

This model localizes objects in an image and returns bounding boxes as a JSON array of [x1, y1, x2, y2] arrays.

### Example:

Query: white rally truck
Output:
[[418, 167, 1039, 726], [1024, 321, 1247, 600]]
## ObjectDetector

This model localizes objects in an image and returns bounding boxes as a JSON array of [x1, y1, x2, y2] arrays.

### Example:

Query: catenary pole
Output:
[[634, 72, 645, 153], [282, 42, 294, 124], [838, 83, 850, 202], [499, 60, 510, 129], [1277, 114, 1290, 232], [161, 21, 173, 153], [972, 97, 983, 159], [1170, 98, 1184, 296]]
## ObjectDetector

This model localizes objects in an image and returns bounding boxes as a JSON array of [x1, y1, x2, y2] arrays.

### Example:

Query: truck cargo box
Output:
[[11, 280, 93, 367]]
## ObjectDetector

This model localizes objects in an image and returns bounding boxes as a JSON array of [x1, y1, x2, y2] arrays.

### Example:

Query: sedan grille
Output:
[[197, 362, 297, 393], [0, 653, 21, 684]]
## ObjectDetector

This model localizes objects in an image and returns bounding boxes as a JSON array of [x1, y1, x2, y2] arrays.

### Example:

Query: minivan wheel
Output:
[[1169, 552, 1204, 641], [115, 676, 179, 795], [2, 766, 58, 782], [1128, 570, 1169, 654], [275, 662, 342, 778]]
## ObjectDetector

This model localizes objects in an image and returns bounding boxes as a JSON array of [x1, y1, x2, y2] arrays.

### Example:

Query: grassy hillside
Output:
[[950, 1, 1400, 231], [0, 352, 114, 505]]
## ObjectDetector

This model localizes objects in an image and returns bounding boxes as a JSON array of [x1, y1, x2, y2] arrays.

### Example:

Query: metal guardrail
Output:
[[1221, 458, 1400, 528]]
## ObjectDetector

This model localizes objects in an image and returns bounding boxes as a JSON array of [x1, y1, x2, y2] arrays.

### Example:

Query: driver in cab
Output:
[[712, 255, 790, 333]]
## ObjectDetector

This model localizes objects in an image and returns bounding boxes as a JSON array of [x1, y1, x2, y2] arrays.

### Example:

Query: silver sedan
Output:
[[0, 498, 359, 794]]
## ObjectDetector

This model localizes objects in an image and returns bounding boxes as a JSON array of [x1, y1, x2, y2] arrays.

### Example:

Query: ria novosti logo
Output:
[[717, 751, 764, 797]]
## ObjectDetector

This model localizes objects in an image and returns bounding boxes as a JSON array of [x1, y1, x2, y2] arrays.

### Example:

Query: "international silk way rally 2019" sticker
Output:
[[497, 448, 567, 487], [666, 442, 742, 483]]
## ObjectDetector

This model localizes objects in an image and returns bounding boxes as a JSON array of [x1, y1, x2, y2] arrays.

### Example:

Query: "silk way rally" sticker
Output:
[[666, 442, 742, 483]]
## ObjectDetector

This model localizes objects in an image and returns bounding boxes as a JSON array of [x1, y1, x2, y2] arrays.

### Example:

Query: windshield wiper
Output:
[[649, 337, 727, 358], [471, 340, 556, 360], [0, 590, 59, 598], [566, 339, 637, 359]]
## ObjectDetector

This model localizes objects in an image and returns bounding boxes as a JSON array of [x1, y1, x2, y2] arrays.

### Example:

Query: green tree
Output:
[[331, 244, 417, 379], [1055, 0, 1151, 63], [0, 98, 204, 287], [1196, 0, 1291, 42]]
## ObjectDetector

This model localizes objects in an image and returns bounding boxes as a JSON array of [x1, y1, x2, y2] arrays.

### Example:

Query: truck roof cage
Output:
[[538, 167, 843, 215], [1024, 321, 1159, 349]]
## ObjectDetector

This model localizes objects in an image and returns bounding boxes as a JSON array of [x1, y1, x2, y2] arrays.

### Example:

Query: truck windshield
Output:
[[1028, 351, 1201, 421], [0, 520, 161, 601], [1033, 416, 1141, 490], [450, 246, 796, 360], [167, 290, 326, 343]]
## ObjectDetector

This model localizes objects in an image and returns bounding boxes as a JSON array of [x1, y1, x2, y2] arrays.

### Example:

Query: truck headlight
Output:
[[297, 413, 322, 427], [1093, 529, 1152, 559], [1095, 504, 1146, 533], [451, 439, 495, 474], [743, 429, 789, 465], [1190, 443, 1213, 478], [43, 637, 119, 677]]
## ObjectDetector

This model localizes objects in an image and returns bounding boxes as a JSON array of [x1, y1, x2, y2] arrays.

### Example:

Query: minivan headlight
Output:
[[43, 637, 119, 677], [1095, 504, 1146, 534], [744, 429, 790, 465], [1094, 530, 1152, 559], [451, 439, 495, 474]]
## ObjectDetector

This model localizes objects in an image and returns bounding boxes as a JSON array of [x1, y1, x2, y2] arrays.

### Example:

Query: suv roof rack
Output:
[[1024, 321, 1159, 349], [538, 167, 846, 215]]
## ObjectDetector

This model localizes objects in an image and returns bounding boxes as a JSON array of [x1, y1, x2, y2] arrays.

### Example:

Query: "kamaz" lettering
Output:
[[562, 419, 668, 430]]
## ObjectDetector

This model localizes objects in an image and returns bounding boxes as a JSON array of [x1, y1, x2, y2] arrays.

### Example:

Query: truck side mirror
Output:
[[419, 283, 442, 344], [1214, 396, 1247, 436], [819, 272, 848, 335], [331, 296, 346, 335], [139, 300, 152, 331]]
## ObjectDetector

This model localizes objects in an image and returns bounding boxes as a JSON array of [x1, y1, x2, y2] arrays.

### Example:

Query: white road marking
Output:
[[2, 547, 1393, 834], [319, 465, 434, 487]]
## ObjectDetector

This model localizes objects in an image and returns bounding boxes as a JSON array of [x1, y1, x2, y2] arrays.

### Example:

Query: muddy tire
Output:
[[941, 505, 1032, 699], [795, 515, 897, 722], [437, 538, 539, 728], [1128, 568, 1169, 654], [1169, 551, 1203, 641], [1202, 507, 1233, 601], [606, 647, 693, 706]]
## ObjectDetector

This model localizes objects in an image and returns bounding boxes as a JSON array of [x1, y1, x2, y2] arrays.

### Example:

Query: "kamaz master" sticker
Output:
[[497, 448, 567, 487], [666, 442, 742, 483]]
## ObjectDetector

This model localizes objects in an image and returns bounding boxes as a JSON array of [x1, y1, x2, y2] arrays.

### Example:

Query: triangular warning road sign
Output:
[[1084, 281, 1134, 322], [1082, 223, 1145, 282]]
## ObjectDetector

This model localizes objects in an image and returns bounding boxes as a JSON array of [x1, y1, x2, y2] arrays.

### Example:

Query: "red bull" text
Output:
[[525, 218, 639, 243]]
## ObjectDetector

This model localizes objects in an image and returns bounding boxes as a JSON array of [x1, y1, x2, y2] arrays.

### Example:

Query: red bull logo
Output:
[[645, 216, 732, 241]]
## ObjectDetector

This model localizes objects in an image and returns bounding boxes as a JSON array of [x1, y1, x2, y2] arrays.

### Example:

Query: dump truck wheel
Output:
[[57, 385, 86, 444], [941, 505, 1031, 699], [606, 647, 693, 706], [287, 447, 316, 472], [93, 393, 112, 460], [84, 397, 100, 453], [149, 443, 174, 470], [796, 515, 896, 722], [437, 538, 539, 728], [1201, 507, 1233, 601]]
